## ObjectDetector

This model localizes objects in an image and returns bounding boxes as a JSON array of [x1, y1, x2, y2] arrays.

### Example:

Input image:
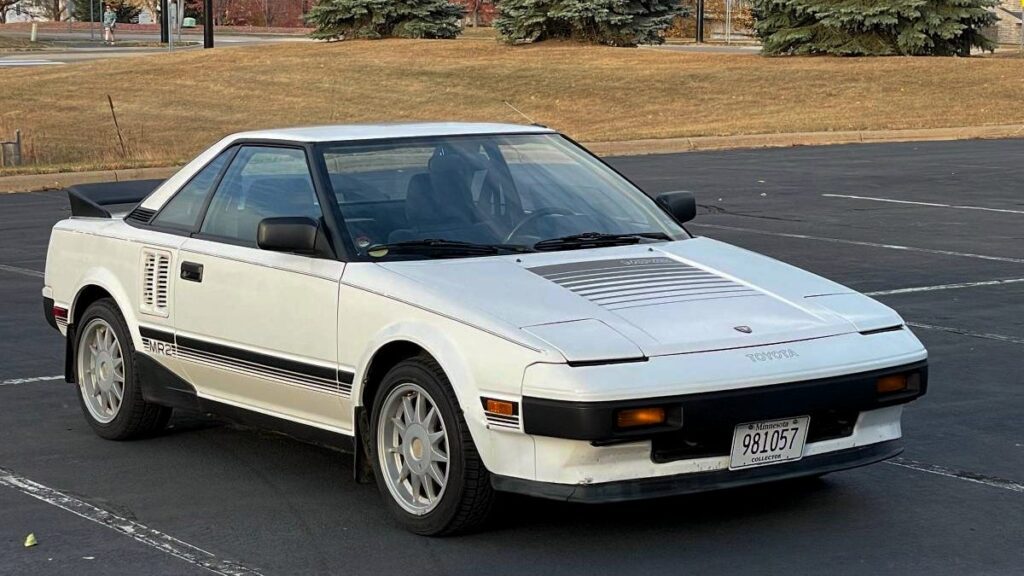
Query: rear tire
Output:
[[75, 298, 171, 440], [370, 354, 495, 535]]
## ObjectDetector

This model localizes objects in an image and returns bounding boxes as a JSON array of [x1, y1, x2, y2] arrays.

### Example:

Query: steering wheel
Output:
[[504, 207, 575, 243]]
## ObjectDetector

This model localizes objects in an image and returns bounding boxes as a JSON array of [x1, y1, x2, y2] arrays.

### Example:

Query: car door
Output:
[[173, 145, 349, 432]]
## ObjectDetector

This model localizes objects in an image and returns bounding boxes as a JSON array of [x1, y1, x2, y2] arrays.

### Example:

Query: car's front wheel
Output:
[[370, 354, 495, 535], [75, 298, 171, 440]]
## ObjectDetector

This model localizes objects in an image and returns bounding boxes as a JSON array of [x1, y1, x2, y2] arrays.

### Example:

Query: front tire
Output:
[[370, 354, 495, 535], [75, 298, 171, 440]]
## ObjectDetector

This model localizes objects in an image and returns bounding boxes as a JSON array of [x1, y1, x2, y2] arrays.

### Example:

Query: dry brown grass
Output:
[[3, 38, 1024, 175], [0, 37, 54, 50]]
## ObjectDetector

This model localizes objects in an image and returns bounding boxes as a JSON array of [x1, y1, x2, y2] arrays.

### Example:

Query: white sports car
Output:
[[43, 123, 928, 535]]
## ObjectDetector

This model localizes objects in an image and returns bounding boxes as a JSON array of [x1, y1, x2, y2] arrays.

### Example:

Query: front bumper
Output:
[[492, 439, 902, 503], [522, 360, 927, 443]]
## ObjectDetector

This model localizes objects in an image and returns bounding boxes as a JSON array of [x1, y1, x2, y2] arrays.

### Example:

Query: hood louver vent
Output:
[[140, 248, 171, 317], [529, 257, 759, 311]]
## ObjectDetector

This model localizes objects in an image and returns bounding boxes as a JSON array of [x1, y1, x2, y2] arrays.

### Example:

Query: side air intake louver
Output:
[[125, 207, 157, 224], [140, 248, 171, 317]]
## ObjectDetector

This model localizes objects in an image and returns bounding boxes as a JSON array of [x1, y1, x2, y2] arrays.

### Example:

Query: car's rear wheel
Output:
[[370, 354, 495, 535], [75, 298, 171, 440]]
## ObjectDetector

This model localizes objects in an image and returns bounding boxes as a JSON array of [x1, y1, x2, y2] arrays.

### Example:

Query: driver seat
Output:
[[389, 149, 496, 243]]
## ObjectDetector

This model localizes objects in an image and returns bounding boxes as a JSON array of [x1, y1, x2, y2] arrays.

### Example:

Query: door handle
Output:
[[181, 261, 204, 283]]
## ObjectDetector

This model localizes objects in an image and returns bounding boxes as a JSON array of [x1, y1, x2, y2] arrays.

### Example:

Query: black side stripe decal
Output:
[[140, 326, 355, 395], [177, 335, 336, 381]]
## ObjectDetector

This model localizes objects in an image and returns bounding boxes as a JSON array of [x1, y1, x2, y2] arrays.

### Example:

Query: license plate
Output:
[[729, 416, 809, 470]]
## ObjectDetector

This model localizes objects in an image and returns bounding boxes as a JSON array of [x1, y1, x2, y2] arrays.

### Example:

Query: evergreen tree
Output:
[[494, 0, 684, 46], [72, 0, 141, 23], [752, 0, 997, 56], [307, 0, 465, 40]]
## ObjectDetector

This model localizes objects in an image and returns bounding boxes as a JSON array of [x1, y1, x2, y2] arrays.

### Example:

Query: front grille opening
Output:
[[650, 409, 859, 464]]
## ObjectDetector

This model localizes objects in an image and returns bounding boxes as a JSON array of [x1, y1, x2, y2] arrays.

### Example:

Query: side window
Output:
[[199, 147, 320, 245], [151, 152, 230, 230]]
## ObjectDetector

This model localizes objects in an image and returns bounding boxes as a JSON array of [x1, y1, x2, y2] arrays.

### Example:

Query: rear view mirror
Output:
[[257, 217, 322, 255], [655, 191, 697, 224]]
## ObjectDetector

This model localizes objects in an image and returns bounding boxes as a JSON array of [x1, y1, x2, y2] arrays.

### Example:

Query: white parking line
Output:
[[865, 278, 1024, 296], [691, 223, 1024, 264], [907, 322, 1024, 345], [0, 467, 264, 576], [0, 263, 44, 278], [887, 458, 1024, 494], [823, 194, 1024, 215], [1, 375, 63, 386], [0, 59, 64, 67]]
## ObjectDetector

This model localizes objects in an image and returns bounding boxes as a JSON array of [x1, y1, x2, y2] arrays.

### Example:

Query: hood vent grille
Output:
[[140, 248, 171, 317], [529, 257, 758, 310]]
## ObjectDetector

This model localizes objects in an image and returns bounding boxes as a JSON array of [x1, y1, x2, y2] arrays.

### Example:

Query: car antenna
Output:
[[503, 100, 548, 128]]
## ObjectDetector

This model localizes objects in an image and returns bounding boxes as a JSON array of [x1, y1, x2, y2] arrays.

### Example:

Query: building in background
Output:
[[990, 0, 1022, 44]]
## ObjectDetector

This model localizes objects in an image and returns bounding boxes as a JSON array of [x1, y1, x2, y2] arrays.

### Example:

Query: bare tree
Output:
[[23, 0, 68, 20], [0, 0, 20, 24]]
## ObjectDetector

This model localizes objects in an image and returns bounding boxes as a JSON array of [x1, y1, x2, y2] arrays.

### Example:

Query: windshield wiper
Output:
[[366, 239, 534, 258], [533, 232, 671, 251]]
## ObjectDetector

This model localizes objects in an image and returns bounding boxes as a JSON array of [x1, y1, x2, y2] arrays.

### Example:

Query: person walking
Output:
[[102, 4, 117, 46]]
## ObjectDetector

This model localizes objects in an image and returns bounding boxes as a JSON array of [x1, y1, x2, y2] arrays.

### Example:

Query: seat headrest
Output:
[[405, 171, 475, 227]]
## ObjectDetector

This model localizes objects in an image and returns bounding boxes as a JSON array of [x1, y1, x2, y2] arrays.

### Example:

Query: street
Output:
[[0, 139, 1021, 575]]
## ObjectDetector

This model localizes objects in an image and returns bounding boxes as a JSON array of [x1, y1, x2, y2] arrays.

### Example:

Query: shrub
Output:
[[307, 0, 465, 41], [494, 0, 685, 47], [752, 0, 998, 56]]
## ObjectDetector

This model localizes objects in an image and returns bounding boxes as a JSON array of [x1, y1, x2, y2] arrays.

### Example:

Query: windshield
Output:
[[319, 133, 688, 259]]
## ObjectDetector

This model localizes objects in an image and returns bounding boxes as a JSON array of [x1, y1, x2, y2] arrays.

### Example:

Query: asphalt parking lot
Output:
[[1, 139, 1021, 575]]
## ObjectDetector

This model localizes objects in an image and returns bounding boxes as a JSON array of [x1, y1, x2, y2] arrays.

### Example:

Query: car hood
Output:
[[360, 238, 903, 361]]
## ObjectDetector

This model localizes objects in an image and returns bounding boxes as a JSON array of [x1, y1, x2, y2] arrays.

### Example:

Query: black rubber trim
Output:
[[859, 325, 905, 336], [566, 357, 649, 368], [64, 322, 76, 384], [43, 296, 57, 330], [176, 334, 337, 382], [522, 361, 927, 441], [490, 439, 903, 503], [136, 352, 201, 411], [134, 352, 355, 453], [139, 325, 175, 343], [338, 370, 355, 385]]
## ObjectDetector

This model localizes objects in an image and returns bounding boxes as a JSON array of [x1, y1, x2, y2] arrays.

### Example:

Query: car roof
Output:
[[228, 122, 556, 143]]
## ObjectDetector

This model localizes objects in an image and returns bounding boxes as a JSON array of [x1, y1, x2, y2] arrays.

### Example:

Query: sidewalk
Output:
[[3, 123, 1024, 193]]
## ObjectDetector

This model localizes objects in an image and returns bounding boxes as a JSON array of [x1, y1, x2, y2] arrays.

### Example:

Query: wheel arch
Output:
[[70, 268, 138, 336], [356, 331, 476, 414], [66, 271, 139, 383]]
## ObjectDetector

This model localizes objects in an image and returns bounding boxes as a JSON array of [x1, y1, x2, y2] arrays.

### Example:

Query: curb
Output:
[[0, 166, 179, 194], [4, 124, 1024, 193], [583, 124, 1024, 157]]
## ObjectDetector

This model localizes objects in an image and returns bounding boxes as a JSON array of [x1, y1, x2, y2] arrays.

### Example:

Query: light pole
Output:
[[160, 0, 168, 43], [204, 0, 213, 48], [696, 0, 705, 43]]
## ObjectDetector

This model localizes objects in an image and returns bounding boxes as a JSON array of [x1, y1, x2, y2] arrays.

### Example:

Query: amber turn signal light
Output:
[[876, 374, 908, 394], [485, 398, 515, 416], [616, 407, 666, 429]]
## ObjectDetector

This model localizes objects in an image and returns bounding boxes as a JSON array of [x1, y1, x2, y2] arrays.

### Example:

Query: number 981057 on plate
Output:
[[729, 416, 810, 470]]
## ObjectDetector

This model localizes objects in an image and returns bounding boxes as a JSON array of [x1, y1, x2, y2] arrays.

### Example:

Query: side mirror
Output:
[[257, 217, 322, 255], [655, 191, 697, 224]]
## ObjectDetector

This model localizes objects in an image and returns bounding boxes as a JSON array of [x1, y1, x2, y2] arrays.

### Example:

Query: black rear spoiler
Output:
[[67, 179, 164, 218]]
